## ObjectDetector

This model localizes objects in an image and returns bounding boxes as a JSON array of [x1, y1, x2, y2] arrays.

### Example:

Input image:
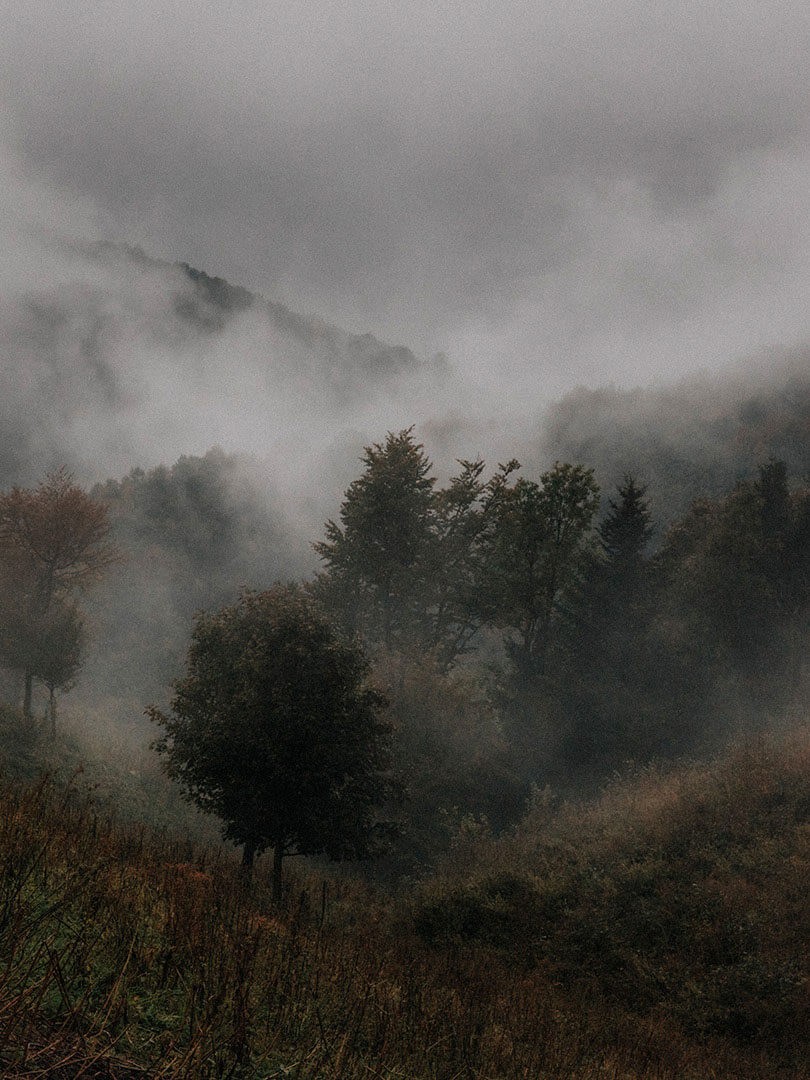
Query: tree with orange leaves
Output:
[[0, 468, 117, 717]]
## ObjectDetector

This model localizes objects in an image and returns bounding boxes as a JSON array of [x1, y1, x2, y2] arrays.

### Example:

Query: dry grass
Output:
[[415, 726, 810, 1074], [0, 729, 807, 1077]]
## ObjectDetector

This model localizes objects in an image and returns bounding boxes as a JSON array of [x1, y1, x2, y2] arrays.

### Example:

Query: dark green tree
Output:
[[149, 585, 393, 899], [421, 457, 518, 667], [314, 431, 511, 668], [314, 429, 435, 651], [599, 474, 653, 564], [660, 461, 809, 702], [483, 462, 600, 679], [555, 476, 679, 776]]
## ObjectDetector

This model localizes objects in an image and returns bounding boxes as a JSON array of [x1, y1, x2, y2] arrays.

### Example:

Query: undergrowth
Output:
[[414, 727, 810, 1070], [0, 719, 807, 1077]]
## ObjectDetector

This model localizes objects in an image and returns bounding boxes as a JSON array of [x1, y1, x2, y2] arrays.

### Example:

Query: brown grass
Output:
[[0, 729, 808, 1077]]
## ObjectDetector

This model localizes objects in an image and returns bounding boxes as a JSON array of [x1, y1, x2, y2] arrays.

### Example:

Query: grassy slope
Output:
[[416, 728, 810, 1073], [0, 712, 808, 1077]]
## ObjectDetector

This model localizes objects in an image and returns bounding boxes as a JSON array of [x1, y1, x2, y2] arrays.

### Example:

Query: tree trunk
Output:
[[272, 845, 284, 902], [49, 688, 57, 737], [240, 840, 257, 883], [22, 671, 33, 718]]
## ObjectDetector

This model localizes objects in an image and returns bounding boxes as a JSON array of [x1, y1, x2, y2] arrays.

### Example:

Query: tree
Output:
[[27, 602, 86, 734], [482, 462, 600, 680], [373, 651, 524, 868], [314, 430, 516, 668], [599, 475, 653, 564], [314, 429, 435, 651], [554, 477, 676, 776], [149, 585, 394, 899], [660, 462, 810, 696], [423, 457, 518, 668], [0, 468, 117, 715]]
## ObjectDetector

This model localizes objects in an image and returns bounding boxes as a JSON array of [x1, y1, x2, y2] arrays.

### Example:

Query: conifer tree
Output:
[[599, 474, 653, 564], [483, 462, 600, 679], [314, 429, 435, 651]]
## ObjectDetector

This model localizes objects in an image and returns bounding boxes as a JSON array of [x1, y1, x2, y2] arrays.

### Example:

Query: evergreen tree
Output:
[[599, 474, 653, 564], [314, 431, 511, 667], [657, 462, 809, 705], [483, 462, 600, 680], [555, 476, 679, 777], [314, 429, 435, 651]]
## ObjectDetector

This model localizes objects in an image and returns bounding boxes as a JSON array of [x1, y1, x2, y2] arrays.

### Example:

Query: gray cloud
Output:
[[2, 0, 810, 399]]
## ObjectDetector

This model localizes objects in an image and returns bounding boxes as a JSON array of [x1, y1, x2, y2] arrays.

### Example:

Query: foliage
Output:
[[314, 430, 518, 668], [372, 653, 524, 870], [599, 473, 653, 561], [314, 434, 809, 794], [82, 448, 305, 723], [659, 463, 810, 692], [548, 476, 690, 777], [480, 461, 600, 679], [149, 585, 394, 895], [314, 429, 436, 652], [21, 602, 86, 731], [0, 468, 117, 717], [0, 466, 117, 607], [542, 360, 810, 526]]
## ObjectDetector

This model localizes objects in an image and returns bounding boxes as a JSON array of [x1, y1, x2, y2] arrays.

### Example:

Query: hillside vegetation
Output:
[[1, 302, 809, 1077], [0, 722, 807, 1078]]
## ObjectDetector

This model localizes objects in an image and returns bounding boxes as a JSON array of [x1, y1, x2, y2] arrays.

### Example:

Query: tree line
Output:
[[1, 433, 807, 891], [151, 431, 810, 888]]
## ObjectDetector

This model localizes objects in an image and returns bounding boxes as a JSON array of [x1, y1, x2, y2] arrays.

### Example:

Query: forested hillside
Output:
[[1, 254, 809, 1079], [542, 353, 810, 523], [0, 241, 456, 495], [2, 406, 807, 852], [5, 0, 810, 1070]]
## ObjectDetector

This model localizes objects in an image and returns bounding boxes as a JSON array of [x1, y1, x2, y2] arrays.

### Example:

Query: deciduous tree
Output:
[[27, 602, 86, 734], [0, 468, 116, 715], [149, 585, 394, 899]]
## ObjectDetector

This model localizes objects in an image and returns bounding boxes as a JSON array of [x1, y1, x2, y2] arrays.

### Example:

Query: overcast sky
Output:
[[2, 0, 810, 399]]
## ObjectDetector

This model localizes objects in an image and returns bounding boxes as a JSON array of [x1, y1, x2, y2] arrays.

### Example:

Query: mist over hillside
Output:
[[2, 236, 807, 507], [542, 353, 810, 525], [1, 241, 808, 748], [0, 240, 469, 523], [2, 6, 810, 1074]]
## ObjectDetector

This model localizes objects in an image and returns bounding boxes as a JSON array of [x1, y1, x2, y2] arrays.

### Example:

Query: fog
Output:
[[2, 0, 810, 410]]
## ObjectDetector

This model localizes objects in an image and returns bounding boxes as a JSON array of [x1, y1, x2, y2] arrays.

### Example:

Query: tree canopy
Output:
[[149, 585, 394, 898], [0, 468, 117, 717], [481, 462, 600, 679], [314, 428, 436, 652]]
